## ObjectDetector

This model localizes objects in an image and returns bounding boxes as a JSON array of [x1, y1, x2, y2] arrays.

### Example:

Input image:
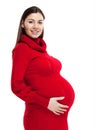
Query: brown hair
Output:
[[16, 6, 45, 44]]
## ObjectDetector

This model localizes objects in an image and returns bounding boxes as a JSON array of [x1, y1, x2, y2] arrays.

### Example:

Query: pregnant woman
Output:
[[11, 6, 75, 130]]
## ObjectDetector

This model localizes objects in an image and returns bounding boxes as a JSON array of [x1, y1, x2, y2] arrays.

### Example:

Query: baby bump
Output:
[[35, 75, 75, 106], [57, 76, 75, 106], [31, 75, 66, 97]]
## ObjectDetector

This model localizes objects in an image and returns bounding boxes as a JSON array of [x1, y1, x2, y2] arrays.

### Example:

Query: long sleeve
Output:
[[11, 43, 49, 107]]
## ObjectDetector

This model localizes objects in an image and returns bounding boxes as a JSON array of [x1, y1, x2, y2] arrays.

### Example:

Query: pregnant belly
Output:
[[30, 74, 75, 107]]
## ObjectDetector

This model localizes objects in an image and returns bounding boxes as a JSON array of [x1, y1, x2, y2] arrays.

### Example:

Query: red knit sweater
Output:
[[11, 34, 75, 130]]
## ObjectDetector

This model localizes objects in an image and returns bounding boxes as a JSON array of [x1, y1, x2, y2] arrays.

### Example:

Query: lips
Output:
[[31, 30, 39, 35]]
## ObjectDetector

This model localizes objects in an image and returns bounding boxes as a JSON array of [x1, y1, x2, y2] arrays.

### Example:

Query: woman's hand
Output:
[[47, 97, 69, 115]]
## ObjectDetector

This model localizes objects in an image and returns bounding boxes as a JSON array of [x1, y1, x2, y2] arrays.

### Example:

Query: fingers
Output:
[[55, 96, 65, 101], [56, 96, 69, 109], [47, 96, 69, 116], [59, 104, 69, 109], [53, 109, 65, 115], [51, 103, 69, 115], [53, 111, 61, 115], [55, 98, 69, 115], [54, 104, 69, 115]]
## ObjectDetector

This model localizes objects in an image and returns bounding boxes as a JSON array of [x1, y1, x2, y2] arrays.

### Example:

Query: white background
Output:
[[0, 0, 94, 130]]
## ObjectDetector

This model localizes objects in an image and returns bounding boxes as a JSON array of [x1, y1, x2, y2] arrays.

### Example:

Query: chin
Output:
[[31, 35, 40, 39]]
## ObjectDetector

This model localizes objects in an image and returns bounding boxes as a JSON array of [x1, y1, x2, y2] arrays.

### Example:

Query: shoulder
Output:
[[12, 42, 38, 60], [12, 42, 34, 54], [13, 42, 30, 52], [12, 43, 32, 59]]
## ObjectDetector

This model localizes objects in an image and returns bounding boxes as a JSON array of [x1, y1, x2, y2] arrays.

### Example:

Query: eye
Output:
[[28, 20, 34, 24], [38, 21, 43, 24]]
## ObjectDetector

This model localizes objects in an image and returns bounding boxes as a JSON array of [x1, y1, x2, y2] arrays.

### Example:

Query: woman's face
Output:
[[21, 13, 44, 38]]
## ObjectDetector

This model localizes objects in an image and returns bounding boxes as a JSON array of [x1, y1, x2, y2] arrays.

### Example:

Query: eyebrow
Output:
[[27, 19, 44, 21]]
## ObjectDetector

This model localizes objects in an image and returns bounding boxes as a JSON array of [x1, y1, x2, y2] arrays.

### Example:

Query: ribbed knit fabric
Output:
[[11, 34, 75, 130]]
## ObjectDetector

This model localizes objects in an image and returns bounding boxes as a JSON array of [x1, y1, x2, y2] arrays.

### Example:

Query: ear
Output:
[[21, 21, 24, 28]]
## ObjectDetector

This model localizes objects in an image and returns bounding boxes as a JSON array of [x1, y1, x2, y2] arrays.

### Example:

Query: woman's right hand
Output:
[[47, 97, 69, 115]]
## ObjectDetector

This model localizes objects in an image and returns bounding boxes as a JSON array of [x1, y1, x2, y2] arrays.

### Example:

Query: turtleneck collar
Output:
[[19, 34, 47, 52]]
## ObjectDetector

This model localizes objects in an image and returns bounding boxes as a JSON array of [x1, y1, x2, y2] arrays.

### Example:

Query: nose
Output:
[[33, 22, 38, 28]]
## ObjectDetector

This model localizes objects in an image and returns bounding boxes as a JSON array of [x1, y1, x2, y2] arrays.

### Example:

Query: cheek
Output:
[[24, 25, 31, 30], [24, 28, 30, 35], [41, 25, 44, 30], [24, 22, 32, 30], [39, 23, 44, 29], [24, 26, 32, 34], [40, 26, 44, 33]]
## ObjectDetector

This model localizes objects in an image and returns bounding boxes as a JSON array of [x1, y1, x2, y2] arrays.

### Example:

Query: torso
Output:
[[16, 35, 75, 130]]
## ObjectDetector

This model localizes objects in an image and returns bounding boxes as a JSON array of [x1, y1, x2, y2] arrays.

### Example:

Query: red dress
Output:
[[11, 34, 75, 130]]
